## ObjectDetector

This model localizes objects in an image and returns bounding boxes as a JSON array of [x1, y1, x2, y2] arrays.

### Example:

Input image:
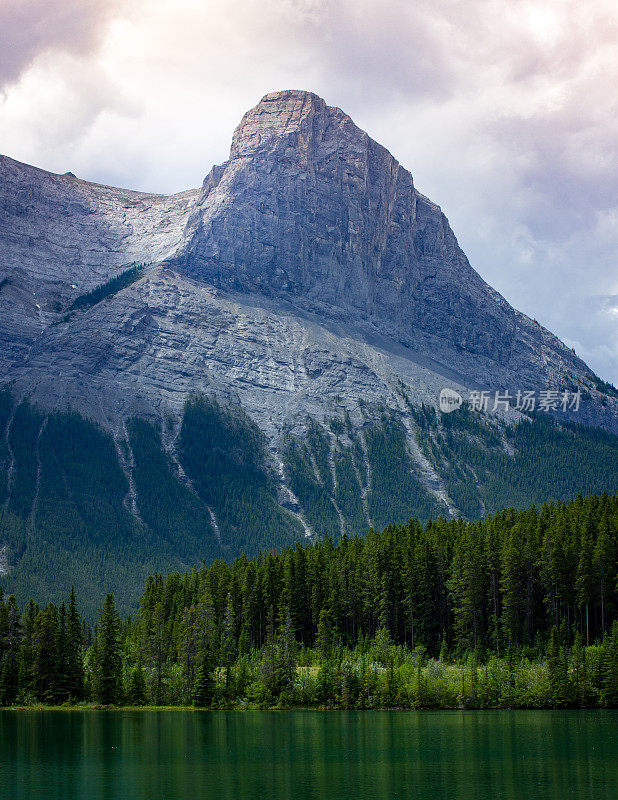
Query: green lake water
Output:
[[1, 710, 616, 800]]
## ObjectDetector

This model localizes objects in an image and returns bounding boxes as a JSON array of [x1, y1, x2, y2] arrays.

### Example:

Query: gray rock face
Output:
[[171, 91, 593, 399], [1, 88, 616, 441], [0, 155, 198, 369]]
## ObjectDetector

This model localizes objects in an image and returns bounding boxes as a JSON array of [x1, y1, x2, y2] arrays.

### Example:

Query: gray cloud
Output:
[[0, 0, 124, 86]]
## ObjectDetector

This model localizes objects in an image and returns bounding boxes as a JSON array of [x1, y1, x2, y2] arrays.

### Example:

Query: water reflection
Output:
[[1, 710, 616, 800]]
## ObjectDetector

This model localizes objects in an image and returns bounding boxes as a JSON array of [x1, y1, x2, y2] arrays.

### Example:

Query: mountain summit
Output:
[[174, 90, 566, 385]]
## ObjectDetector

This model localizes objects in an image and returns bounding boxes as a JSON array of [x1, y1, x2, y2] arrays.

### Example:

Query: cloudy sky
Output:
[[1, 0, 617, 382]]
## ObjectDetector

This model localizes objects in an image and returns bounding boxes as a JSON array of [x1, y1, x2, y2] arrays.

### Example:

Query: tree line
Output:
[[1, 492, 617, 708]]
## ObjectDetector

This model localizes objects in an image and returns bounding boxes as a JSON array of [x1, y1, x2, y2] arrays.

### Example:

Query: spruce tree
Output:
[[220, 593, 237, 698], [18, 600, 38, 699], [180, 606, 199, 700], [127, 664, 147, 705], [56, 603, 70, 702], [276, 606, 297, 699], [65, 588, 84, 700], [192, 591, 219, 707], [33, 603, 60, 703], [146, 601, 167, 703], [94, 594, 122, 705], [600, 621, 618, 706], [0, 594, 20, 705], [546, 626, 567, 706]]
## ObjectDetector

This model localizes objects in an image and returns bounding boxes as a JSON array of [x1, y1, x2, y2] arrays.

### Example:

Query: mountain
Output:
[[1, 89, 617, 613]]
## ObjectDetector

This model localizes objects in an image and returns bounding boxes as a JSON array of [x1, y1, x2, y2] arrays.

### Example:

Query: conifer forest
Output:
[[2, 492, 617, 709]]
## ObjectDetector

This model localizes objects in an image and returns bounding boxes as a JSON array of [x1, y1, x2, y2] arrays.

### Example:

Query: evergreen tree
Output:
[[220, 593, 237, 698], [594, 510, 615, 635], [192, 591, 219, 707], [94, 594, 122, 705], [600, 621, 618, 706], [56, 603, 69, 702], [276, 606, 298, 700], [33, 603, 60, 702], [180, 606, 199, 700], [18, 600, 38, 699], [0, 594, 20, 704], [65, 588, 84, 700], [316, 608, 333, 659], [127, 663, 147, 705], [192, 655, 215, 707], [0, 490, 616, 710], [145, 601, 167, 703], [576, 512, 596, 645], [546, 626, 568, 706]]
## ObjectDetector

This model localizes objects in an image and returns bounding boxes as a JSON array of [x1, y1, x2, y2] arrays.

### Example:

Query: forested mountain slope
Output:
[[1, 385, 617, 616]]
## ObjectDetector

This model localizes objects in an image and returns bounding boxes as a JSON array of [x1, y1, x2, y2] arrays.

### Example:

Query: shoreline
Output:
[[2, 704, 613, 712]]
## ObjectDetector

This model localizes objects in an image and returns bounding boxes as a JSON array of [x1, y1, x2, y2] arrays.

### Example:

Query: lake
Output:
[[1, 710, 616, 799]]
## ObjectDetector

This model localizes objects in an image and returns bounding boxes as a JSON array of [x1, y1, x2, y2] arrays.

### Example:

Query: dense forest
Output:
[[1, 383, 618, 615], [1, 492, 617, 709]]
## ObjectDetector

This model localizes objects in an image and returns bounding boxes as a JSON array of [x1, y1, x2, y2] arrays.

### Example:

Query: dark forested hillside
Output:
[[1, 384, 618, 616], [0, 390, 304, 616], [412, 403, 618, 517], [131, 491, 618, 655]]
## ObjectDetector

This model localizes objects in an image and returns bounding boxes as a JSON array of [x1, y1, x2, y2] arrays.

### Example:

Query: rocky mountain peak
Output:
[[229, 89, 351, 160]]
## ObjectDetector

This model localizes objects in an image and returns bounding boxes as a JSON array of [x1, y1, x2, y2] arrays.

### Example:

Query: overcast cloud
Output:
[[1, 0, 616, 382]]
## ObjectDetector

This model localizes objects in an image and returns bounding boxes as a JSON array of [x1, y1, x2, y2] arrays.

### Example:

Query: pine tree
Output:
[[56, 603, 69, 702], [65, 588, 84, 700], [0, 595, 20, 705], [94, 594, 122, 705], [276, 606, 298, 699], [571, 632, 587, 706], [600, 621, 618, 706], [33, 603, 60, 703], [576, 513, 595, 646], [316, 608, 333, 660], [192, 591, 219, 707], [546, 626, 567, 706], [259, 608, 283, 700], [18, 600, 38, 699], [180, 606, 199, 700], [594, 511, 615, 636], [146, 601, 167, 703], [192, 654, 215, 707], [220, 593, 237, 698], [501, 525, 527, 647]]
